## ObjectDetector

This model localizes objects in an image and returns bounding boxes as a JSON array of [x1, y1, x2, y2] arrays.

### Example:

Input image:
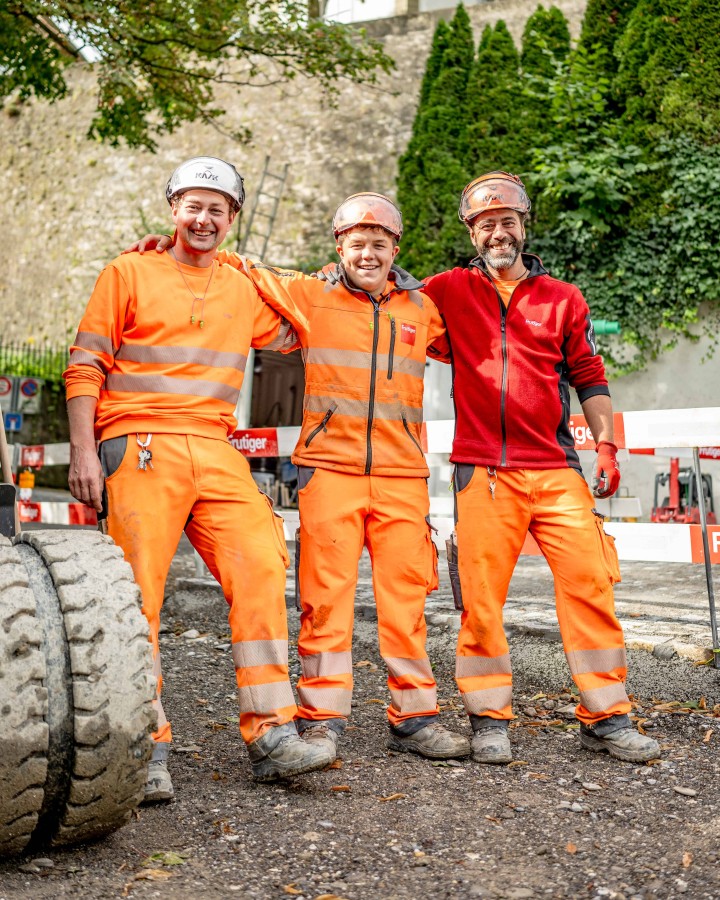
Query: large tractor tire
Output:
[[0, 530, 156, 857]]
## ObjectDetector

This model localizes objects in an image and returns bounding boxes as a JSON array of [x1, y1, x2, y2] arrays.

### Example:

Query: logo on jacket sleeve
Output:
[[401, 323, 416, 345]]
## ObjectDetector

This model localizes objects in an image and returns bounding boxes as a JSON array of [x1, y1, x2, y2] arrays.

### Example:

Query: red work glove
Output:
[[592, 441, 621, 498]]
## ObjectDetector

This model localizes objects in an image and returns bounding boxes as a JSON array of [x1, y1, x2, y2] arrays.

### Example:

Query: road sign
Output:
[[0, 376, 14, 412], [17, 377, 43, 414], [3, 412, 23, 432], [21, 445, 45, 468]]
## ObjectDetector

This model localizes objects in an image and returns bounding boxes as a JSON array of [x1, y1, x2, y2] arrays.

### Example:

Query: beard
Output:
[[479, 237, 522, 271]]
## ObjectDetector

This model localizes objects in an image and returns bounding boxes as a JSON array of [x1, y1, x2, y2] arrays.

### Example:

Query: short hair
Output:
[[336, 224, 399, 248]]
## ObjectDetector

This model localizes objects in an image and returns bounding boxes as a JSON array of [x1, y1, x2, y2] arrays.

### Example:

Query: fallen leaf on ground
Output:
[[507, 761, 528, 768], [142, 851, 187, 867], [566, 843, 578, 854], [283, 885, 303, 896], [703, 729, 713, 743], [327, 758, 343, 769], [379, 793, 406, 802], [331, 785, 351, 792], [683, 852, 693, 868], [365, 699, 385, 705], [314, 895, 351, 900], [484, 815, 501, 825], [528, 773, 549, 780]]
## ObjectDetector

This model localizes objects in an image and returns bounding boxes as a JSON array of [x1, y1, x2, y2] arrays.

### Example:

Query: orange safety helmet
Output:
[[332, 192, 403, 240], [458, 171, 531, 224]]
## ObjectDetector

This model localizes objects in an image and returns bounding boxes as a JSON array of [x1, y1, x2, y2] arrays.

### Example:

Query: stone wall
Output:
[[2, 0, 587, 344]]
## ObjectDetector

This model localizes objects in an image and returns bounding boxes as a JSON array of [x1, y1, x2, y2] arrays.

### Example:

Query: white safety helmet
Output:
[[166, 156, 245, 212]]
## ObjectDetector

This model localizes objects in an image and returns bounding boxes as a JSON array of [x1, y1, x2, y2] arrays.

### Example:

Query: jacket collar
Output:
[[335, 262, 425, 299], [469, 251, 547, 279]]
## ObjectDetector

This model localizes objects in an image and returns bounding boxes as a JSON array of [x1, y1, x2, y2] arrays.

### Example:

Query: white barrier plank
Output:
[[623, 408, 720, 449]]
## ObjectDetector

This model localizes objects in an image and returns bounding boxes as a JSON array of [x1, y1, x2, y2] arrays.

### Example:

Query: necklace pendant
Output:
[[199, 320, 205, 329], [190, 315, 196, 324]]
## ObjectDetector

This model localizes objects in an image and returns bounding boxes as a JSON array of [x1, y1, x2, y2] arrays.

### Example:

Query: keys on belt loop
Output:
[[136, 434, 154, 471], [487, 466, 497, 500]]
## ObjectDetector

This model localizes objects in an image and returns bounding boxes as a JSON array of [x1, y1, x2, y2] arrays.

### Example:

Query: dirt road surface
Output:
[[1, 548, 719, 900]]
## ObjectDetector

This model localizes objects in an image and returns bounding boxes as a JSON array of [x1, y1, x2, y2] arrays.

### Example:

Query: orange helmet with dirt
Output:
[[458, 171, 531, 224], [332, 193, 403, 241]]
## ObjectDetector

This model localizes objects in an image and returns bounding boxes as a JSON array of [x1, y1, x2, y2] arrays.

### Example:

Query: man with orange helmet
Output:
[[421, 171, 660, 765], [130, 192, 471, 764]]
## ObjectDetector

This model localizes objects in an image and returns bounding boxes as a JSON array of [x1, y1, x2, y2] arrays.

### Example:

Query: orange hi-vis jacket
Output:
[[218, 254, 450, 477], [64, 251, 301, 441]]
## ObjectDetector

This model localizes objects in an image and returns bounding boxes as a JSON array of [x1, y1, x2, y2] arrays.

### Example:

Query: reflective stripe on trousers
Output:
[[454, 466, 630, 726], [295, 469, 439, 727], [105, 433, 295, 744]]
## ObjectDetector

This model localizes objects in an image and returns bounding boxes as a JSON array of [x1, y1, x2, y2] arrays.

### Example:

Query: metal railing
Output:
[[0, 342, 68, 381]]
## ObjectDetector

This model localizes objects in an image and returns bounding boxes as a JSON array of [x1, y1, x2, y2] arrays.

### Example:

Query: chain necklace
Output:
[[168, 248, 216, 328]]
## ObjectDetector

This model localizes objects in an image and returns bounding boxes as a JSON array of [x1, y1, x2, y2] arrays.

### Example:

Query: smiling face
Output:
[[469, 208, 526, 277], [171, 189, 236, 266], [336, 226, 399, 297]]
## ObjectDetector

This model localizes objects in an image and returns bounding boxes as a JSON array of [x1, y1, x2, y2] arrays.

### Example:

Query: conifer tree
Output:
[[464, 21, 525, 177], [397, 4, 475, 275]]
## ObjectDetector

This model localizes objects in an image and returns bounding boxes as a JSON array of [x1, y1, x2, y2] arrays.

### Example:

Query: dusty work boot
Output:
[[387, 721, 471, 759], [470, 717, 512, 765], [298, 720, 341, 765], [248, 722, 334, 782], [141, 742, 174, 804], [580, 714, 661, 762]]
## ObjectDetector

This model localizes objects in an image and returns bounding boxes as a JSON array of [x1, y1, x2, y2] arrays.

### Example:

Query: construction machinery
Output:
[[651, 456, 717, 524], [0, 424, 155, 857]]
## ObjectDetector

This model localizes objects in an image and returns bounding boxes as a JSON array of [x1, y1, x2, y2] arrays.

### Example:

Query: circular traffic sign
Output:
[[20, 378, 39, 398], [0, 376, 12, 396]]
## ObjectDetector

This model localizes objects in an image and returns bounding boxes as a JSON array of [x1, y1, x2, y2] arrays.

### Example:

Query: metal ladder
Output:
[[237, 155, 289, 258]]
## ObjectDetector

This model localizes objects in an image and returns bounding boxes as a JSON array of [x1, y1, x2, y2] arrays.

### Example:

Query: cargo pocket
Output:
[[98, 435, 129, 481], [592, 510, 621, 585], [294, 526, 302, 611], [262, 492, 290, 569], [445, 530, 463, 611], [425, 516, 439, 594]]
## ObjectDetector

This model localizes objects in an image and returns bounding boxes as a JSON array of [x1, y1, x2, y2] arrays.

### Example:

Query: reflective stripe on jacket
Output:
[[219, 253, 450, 476], [63, 252, 299, 442]]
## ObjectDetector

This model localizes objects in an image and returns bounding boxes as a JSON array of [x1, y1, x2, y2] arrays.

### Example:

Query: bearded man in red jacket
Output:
[[421, 171, 661, 765]]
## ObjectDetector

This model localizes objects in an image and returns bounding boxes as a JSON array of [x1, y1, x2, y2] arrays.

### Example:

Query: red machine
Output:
[[651, 457, 717, 524]]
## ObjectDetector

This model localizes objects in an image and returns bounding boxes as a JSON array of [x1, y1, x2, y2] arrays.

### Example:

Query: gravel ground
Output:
[[2, 552, 719, 900]]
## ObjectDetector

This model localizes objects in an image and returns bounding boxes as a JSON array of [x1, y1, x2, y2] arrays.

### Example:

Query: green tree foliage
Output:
[[615, 0, 720, 145], [0, 1, 393, 150], [465, 21, 525, 175], [398, 0, 720, 370], [397, 4, 475, 276]]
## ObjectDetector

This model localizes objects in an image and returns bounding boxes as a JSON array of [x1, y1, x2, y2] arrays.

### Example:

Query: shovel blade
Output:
[[0, 482, 17, 538]]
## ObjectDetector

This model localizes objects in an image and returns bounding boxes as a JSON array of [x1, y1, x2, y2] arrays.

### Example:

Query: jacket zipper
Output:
[[305, 408, 334, 447], [402, 415, 424, 456], [388, 316, 396, 379], [365, 299, 381, 474], [486, 281, 509, 467]]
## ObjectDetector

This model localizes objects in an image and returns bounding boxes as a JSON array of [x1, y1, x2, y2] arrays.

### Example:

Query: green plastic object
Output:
[[593, 319, 621, 335]]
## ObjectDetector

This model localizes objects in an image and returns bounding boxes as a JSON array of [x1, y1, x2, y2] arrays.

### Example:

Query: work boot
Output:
[[470, 717, 512, 765], [299, 720, 341, 764], [248, 722, 334, 782], [580, 714, 661, 762], [387, 722, 471, 759], [141, 743, 174, 804]]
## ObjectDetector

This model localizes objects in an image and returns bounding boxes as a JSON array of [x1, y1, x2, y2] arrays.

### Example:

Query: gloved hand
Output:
[[592, 441, 621, 498], [315, 262, 340, 284]]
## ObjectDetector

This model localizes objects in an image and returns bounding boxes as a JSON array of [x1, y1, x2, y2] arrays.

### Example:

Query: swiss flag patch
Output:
[[401, 323, 416, 346]]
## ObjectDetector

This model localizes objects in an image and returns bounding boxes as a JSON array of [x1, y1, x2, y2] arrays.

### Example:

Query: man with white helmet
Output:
[[421, 171, 661, 765], [64, 157, 334, 800], [131, 192, 471, 763]]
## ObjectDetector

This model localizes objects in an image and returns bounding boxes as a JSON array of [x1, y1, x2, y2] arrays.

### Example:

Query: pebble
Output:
[[18, 863, 40, 874], [302, 831, 322, 841], [33, 858, 54, 868], [317, 821, 335, 830], [673, 786, 698, 797], [558, 703, 577, 719], [182, 629, 201, 639], [523, 706, 538, 717], [582, 782, 602, 791], [506, 889, 534, 899]]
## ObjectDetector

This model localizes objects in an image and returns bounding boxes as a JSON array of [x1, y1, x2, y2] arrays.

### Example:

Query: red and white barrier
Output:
[[18, 500, 96, 526]]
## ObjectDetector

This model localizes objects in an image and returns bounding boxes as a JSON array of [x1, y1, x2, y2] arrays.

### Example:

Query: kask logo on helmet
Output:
[[194, 168, 220, 183]]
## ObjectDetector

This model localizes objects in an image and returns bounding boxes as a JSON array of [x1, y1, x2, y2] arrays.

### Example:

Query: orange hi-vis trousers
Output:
[[103, 433, 295, 746], [295, 469, 440, 732], [454, 465, 630, 727]]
